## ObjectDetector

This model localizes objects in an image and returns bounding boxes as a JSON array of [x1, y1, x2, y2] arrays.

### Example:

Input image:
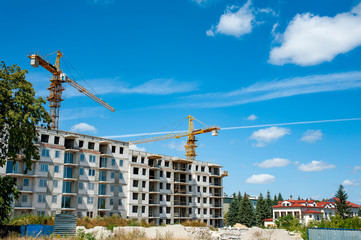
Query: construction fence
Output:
[[308, 228, 361, 240]]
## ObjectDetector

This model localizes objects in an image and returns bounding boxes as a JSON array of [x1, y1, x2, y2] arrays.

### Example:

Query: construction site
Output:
[[0, 51, 228, 227], [2, 1, 361, 239]]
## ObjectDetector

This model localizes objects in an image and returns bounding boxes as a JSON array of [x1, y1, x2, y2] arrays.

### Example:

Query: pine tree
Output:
[[255, 193, 270, 225], [227, 193, 241, 226], [237, 191, 242, 200], [273, 194, 278, 206], [335, 185, 352, 219], [278, 193, 283, 202], [239, 193, 256, 227], [266, 190, 273, 218]]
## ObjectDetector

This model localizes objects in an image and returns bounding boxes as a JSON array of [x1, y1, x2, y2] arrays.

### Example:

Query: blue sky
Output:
[[1, 0, 361, 203]]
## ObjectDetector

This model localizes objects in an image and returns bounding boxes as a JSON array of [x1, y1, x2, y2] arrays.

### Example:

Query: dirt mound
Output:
[[233, 223, 248, 228]]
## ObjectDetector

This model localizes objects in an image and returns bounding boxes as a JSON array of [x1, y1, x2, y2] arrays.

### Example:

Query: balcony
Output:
[[149, 200, 160, 205], [148, 212, 159, 218], [18, 187, 34, 193], [174, 200, 187, 206], [174, 213, 189, 218], [210, 192, 222, 197], [174, 178, 189, 184], [210, 182, 222, 187], [211, 203, 222, 208], [173, 166, 188, 172], [174, 189, 187, 194]]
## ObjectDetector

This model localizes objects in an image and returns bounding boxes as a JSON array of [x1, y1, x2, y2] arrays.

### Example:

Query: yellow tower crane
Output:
[[28, 51, 115, 129], [129, 115, 221, 162]]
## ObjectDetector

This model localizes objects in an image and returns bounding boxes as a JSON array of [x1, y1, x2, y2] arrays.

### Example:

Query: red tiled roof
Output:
[[327, 197, 360, 208], [264, 218, 273, 222], [304, 210, 322, 214]]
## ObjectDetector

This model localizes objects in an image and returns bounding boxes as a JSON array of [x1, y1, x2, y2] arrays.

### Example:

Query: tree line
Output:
[[225, 191, 284, 227]]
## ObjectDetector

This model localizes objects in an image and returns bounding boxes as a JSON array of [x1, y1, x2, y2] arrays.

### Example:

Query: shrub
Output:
[[181, 220, 207, 227]]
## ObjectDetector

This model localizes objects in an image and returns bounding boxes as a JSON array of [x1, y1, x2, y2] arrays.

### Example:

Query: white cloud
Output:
[[250, 127, 290, 147], [129, 144, 146, 152], [166, 141, 186, 151], [91, 0, 114, 4], [247, 114, 258, 121], [169, 71, 361, 109], [208, 0, 254, 38], [298, 160, 336, 172], [206, 28, 215, 37], [300, 129, 323, 143], [353, 166, 361, 173], [193, 0, 210, 6], [246, 174, 275, 184], [70, 123, 97, 133], [28, 72, 198, 99], [342, 179, 360, 186], [254, 158, 291, 168], [269, 2, 361, 66], [65, 78, 198, 98]]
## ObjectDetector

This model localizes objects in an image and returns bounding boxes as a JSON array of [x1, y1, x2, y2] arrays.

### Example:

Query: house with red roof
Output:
[[266, 197, 360, 226]]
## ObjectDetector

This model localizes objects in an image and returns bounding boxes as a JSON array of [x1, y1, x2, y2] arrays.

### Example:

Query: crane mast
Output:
[[28, 51, 115, 129]]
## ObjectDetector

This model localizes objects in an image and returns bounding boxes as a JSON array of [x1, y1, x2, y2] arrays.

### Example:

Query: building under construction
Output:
[[0, 127, 227, 227]]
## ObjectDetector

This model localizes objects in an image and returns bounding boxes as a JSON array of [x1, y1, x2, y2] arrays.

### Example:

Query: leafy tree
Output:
[[227, 194, 241, 226], [0, 177, 19, 224], [266, 190, 273, 218], [335, 184, 352, 219], [0, 62, 51, 222], [278, 193, 284, 202], [0, 62, 51, 169], [255, 193, 270, 226], [239, 193, 256, 227], [358, 208, 361, 217]]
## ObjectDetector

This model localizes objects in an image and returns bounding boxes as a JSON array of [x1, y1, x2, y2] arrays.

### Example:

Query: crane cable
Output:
[[61, 56, 98, 96]]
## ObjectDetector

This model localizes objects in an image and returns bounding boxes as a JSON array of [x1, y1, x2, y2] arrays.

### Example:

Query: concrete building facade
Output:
[[0, 127, 226, 227]]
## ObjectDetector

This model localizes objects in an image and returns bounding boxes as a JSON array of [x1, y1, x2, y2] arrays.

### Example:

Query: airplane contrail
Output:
[[221, 118, 361, 130], [103, 117, 361, 139]]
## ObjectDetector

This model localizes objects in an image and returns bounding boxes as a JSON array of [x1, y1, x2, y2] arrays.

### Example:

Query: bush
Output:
[[77, 229, 96, 240], [181, 220, 207, 227], [6, 215, 54, 225], [275, 214, 361, 240]]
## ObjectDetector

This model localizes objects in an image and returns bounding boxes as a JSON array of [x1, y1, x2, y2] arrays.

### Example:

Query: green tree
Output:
[[266, 190, 273, 218], [278, 193, 284, 202], [335, 184, 352, 219], [273, 194, 278, 206], [239, 193, 256, 227], [0, 177, 19, 224], [226, 193, 241, 226], [0, 62, 51, 223], [255, 193, 270, 226], [358, 208, 361, 217]]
